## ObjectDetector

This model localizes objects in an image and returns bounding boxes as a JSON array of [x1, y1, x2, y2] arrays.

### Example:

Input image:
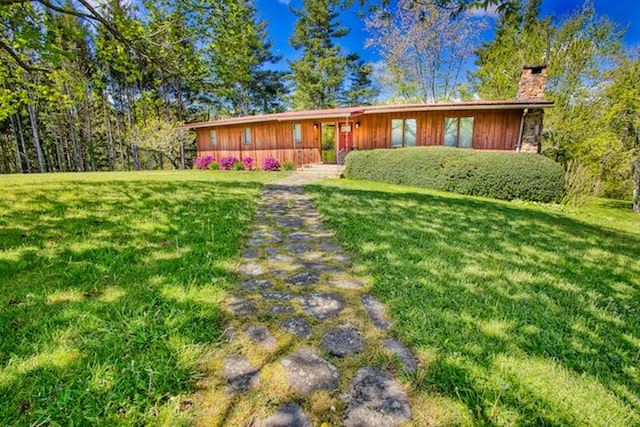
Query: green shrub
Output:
[[561, 160, 594, 208], [344, 147, 565, 203], [282, 161, 295, 171], [208, 161, 220, 170], [233, 161, 244, 171]]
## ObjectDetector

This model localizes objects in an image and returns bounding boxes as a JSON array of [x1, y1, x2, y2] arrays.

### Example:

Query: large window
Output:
[[243, 127, 251, 145], [293, 123, 302, 144], [444, 117, 474, 148], [391, 118, 417, 148], [210, 130, 217, 146]]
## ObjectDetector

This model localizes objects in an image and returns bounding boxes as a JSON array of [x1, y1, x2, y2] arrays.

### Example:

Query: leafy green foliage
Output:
[[289, 0, 350, 109], [204, 0, 287, 116], [306, 178, 640, 425], [344, 147, 565, 202], [0, 171, 273, 425], [561, 160, 594, 209]]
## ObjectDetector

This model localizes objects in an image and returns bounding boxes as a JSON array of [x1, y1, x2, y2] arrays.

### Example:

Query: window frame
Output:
[[390, 118, 417, 148], [210, 129, 217, 146], [243, 127, 251, 145], [292, 123, 302, 144], [444, 116, 474, 148]]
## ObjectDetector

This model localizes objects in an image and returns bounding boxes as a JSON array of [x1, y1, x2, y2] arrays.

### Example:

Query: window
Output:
[[293, 123, 302, 144], [444, 117, 474, 148], [243, 127, 251, 145], [210, 130, 217, 146], [391, 118, 417, 148]]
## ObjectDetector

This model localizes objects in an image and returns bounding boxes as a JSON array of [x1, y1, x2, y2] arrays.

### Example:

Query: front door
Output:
[[337, 122, 352, 164], [321, 123, 336, 163]]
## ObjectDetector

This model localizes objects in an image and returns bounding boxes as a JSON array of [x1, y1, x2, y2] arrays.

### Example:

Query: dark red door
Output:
[[338, 122, 352, 152]]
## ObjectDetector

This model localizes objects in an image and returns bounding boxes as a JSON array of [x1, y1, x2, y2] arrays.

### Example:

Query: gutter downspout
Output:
[[516, 108, 527, 153]]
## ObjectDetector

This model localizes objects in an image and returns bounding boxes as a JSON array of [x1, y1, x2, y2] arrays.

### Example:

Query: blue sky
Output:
[[255, 0, 640, 70]]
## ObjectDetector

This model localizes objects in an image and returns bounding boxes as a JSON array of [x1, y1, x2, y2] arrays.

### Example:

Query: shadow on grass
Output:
[[0, 176, 265, 424], [306, 181, 640, 425]]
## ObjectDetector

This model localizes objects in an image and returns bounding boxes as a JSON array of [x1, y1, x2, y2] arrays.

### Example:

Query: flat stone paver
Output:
[[214, 176, 415, 424], [299, 292, 345, 320], [256, 403, 312, 427], [322, 324, 364, 356], [285, 271, 321, 287], [362, 294, 392, 330], [281, 348, 340, 395], [238, 262, 264, 276], [242, 248, 261, 259], [383, 339, 418, 372], [222, 355, 260, 394], [227, 296, 255, 317], [239, 279, 273, 291], [267, 304, 293, 315], [262, 291, 293, 301], [343, 367, 411, 427], [280, 316, 313, 339], [245, 325, 276, 350]]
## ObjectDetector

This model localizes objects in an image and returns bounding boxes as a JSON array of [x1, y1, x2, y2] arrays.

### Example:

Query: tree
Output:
[[130, 119, 193, 168], [340, 53, 379, 106], [472, 0, 549, 100], [204, 0, 287, 116], [365, 1, 487, 102], [289, 0, 349, 110], [602, 52, 640, 211]]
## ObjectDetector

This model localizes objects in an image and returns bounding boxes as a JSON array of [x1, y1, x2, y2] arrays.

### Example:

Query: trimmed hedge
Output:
[[344, 147, 565, 203]]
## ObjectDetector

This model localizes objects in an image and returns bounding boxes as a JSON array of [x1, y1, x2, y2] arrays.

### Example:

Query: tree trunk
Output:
[[14, 113, 31, 173], [114, 111, 127, 171], [177, 87, 186, 170], [67, 108, 83, 172], [103, 96, 114, 171], [8, 114, 23, 173], [633, 156, 640, 213], [27, 104, 44, 173], [82, 101, 97, 171]]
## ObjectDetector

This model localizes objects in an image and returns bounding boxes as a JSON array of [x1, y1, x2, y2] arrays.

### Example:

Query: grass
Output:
[[0, 170, 278, 425], [305, 179, 640, 426]]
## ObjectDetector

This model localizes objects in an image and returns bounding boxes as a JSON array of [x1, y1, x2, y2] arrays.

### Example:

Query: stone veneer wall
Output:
[[518, 66, 548, 99], [520, 109, 543, 153]]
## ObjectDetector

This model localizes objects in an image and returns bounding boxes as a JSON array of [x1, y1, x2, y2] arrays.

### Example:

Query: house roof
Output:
[[182, 99, 554, 129]]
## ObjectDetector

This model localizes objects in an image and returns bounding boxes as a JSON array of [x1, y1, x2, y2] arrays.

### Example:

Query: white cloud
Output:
[[467, 4, 499, 18]]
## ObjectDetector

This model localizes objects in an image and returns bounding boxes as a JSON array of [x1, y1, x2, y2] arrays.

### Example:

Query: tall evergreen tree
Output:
[[471, 0, 549, 100], [205, 0, 287, 116], [289, 0, 349, 110], [340, 53, 379, 106]]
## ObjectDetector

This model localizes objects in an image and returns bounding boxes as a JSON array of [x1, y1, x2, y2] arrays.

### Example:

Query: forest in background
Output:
[[0, 0, 638, 206]]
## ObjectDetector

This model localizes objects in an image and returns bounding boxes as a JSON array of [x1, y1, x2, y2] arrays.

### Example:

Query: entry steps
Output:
[[298, 163, 344, 178]]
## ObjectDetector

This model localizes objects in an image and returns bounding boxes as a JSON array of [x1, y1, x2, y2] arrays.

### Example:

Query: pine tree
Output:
[[289, 0, 349, 110], [205, 0, 287, 116], [341, 53, 378, 106], [471, 0, 548, 100]]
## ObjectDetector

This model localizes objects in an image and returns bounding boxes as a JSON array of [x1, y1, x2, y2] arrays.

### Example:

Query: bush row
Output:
[[344, 147, 565, 203], [194, 156, 295, 171]]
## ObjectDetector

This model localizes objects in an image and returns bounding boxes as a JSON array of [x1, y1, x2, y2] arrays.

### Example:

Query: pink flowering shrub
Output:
[[243, 157, 254, 170], [220, 156, 239, 170], [262, 157, 280, 171], [195, 155, 215, 170]]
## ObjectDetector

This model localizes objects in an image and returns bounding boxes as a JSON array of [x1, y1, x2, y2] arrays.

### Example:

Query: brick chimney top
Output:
[[518, 65, 548, 99]]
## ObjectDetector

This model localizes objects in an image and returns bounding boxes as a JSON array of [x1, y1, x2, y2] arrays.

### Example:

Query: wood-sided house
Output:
[[185, 66, 553, 167]]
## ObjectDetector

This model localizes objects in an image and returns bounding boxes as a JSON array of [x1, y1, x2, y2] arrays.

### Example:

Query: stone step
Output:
[[298, 163, 344, 177]]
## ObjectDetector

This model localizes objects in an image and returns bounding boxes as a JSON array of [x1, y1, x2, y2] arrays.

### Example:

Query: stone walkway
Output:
[[203, 174, 417, 426]]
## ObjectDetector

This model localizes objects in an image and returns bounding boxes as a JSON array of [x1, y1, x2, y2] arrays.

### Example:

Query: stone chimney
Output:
[[518, 65, 547, 99]]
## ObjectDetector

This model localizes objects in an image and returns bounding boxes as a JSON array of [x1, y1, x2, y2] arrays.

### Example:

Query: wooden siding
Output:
[[195, 109, 524, 165]]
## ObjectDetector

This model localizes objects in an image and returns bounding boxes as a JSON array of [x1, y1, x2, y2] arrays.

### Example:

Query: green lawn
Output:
[[306, 179, 640, 426], [0, 171, 277, 425]]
